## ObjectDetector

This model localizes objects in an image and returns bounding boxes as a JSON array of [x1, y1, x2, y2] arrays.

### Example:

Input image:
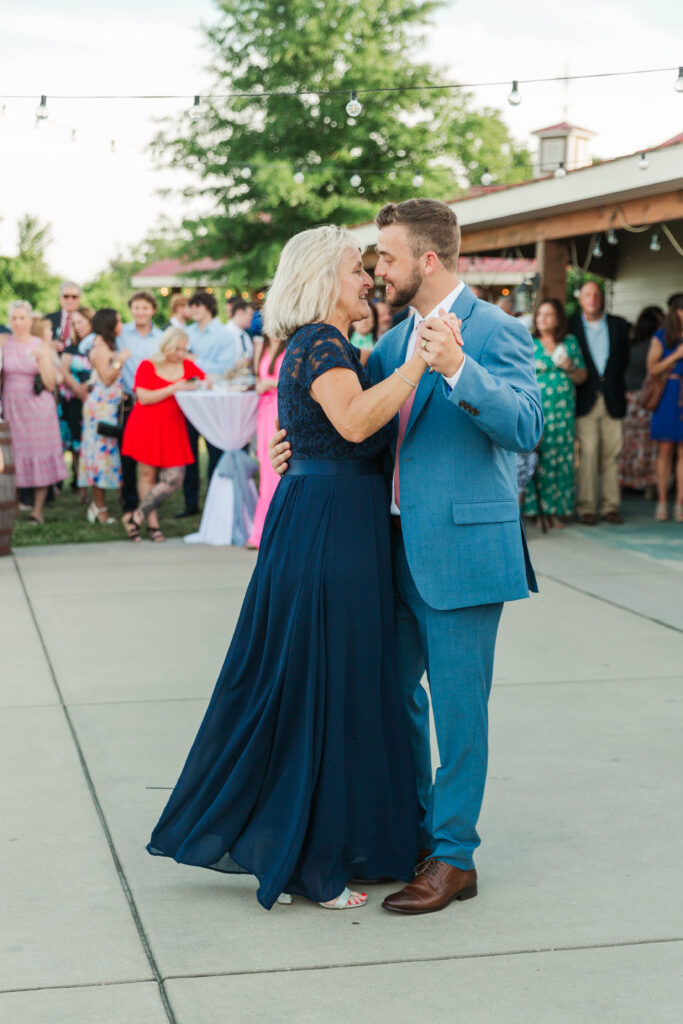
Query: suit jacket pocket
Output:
[[452, 499, 520, 525]]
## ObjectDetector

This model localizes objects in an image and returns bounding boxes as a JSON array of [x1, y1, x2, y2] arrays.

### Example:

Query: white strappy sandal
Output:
[[319, 887, 368, 910]]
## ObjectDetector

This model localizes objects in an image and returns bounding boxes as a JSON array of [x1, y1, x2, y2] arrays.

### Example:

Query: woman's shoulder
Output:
[[290, 322, 348, 348]]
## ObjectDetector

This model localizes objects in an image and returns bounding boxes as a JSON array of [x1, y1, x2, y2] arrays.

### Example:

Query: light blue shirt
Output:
[[582, 314, 609, 376], [78, 332, 96, 355], [117, 321, 163, 395], [188, 318, 237, 374], [226, 321, 254, 361]]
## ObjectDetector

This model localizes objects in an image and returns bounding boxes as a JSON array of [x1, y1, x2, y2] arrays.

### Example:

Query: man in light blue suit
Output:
[[271, 199, 542, 913], [368, 199, 542, 913]]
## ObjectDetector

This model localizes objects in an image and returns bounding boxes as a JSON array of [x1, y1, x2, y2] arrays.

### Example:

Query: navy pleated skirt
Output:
[[147, 458, 420, 909]]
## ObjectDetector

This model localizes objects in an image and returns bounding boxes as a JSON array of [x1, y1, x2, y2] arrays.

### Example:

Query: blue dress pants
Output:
[[394, 530, 503, 870]]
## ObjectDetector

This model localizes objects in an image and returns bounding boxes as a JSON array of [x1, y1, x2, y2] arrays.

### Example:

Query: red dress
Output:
[[122, 359, 205, 467]]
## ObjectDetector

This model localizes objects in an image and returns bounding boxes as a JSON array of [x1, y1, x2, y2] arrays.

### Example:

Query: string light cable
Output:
[[1, 64, 680, 104]]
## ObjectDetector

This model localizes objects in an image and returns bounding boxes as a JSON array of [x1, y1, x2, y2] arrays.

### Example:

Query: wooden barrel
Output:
[[0, 419, 16, 556]]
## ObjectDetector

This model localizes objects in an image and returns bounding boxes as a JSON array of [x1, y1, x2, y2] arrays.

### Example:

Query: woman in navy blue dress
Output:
[[648, 295, 683, 522], [147, 226, 427, 910]]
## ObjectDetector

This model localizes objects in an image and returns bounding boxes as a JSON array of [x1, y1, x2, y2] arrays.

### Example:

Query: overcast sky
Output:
[[0, 0, 681, 282]]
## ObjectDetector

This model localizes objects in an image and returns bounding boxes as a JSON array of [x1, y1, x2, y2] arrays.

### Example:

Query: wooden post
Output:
[[536, 239, 569, 302]]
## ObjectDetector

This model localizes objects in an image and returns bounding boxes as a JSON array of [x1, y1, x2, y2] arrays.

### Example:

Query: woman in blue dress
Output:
[[648, 295, 683, 521], [148, 226, 427, 910]]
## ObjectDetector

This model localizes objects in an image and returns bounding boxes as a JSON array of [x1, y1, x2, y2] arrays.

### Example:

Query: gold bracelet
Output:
[[394, 368, 418, 389]]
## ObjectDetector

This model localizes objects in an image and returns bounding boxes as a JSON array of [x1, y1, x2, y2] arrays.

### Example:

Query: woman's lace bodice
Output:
[[277, 323, 393, 460]]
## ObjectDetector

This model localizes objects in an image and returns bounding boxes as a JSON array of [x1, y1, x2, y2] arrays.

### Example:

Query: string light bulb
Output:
[[293, 169, 305, 184], [35, 95, 49, 121], [649, 231, 661, 252], [345, 90, 363, 117], [481, 168, 493, 186], [675, 67, 683, 93], [507, 81, 521, 106], [638, 152, 649, 170], [71, 128, 77, 143], [110, 139, 116, 154], [554, 162, 566, 178], [607, 228, 618, 245], [412, 173, 424, 188], [350, 173, 361, 187], [189, 95, 203, 121], [592, 236, 603, 259]]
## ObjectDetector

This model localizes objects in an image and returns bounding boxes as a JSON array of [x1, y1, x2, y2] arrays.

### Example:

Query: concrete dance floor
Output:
[[1, 522, 682, 1023]]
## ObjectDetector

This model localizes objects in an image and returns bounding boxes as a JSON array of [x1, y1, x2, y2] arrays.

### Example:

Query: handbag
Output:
[[640, 373, 668, 412], [96, 401, 124, 440], [33, 372, 46, 396]]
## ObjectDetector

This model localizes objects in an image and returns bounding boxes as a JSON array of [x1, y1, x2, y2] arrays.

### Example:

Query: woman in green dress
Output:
[[524, 299, 588, 527]]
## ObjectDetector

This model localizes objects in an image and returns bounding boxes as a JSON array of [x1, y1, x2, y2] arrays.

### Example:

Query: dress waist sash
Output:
[[287, 457, 383, 476]]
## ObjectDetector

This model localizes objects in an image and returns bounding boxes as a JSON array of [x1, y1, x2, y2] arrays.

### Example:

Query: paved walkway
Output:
[[1, 523, 682, 1023]]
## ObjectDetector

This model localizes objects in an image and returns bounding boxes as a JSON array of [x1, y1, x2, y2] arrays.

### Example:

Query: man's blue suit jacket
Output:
[[367, 285, 543, 611]]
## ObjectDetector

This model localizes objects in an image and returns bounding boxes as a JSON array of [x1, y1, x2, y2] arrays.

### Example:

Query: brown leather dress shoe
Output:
[[578, 512, 597, 525], [602, 511, 624, 524], [382, 859, 477, 914]]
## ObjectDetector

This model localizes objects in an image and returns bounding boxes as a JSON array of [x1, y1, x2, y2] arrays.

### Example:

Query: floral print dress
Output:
[[524, 334, 585, 517], [77, 372, 123, 489]]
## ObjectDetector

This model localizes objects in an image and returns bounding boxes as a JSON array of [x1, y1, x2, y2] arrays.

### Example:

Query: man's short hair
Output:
[[376, 199, 461, 271], [128, 290, 158, 311], [188, 290, 218, 318], [59, 281, 81, 297], [230, 299, 252, 316]]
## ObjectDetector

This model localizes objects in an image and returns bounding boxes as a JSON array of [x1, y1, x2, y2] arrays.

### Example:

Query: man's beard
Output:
[[387, 266, 422, 309]]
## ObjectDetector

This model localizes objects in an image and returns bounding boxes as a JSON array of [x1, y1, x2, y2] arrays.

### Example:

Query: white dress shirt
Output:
[[390, 282, 466, 514]]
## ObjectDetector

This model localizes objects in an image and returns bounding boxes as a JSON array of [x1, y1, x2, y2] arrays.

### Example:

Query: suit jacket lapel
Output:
[[386, 314, 415, 372], [405, 284, 476, 435]]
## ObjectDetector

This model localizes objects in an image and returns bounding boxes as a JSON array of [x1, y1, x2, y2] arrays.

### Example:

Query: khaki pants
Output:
[[575, 393, 623, 516]]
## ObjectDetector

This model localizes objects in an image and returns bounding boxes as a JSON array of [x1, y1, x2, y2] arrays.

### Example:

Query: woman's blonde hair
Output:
[[8, 300, 33, 316], [152, 325, 189, 365], [263, 225, 364, 340]]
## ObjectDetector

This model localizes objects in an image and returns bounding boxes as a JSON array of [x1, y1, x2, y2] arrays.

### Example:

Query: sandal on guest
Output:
[[319, 887, 368, 910], [147, 526, 166, 543], [122, 512, 142, 543], [655, 502, 669, 522], [276, 893, 293, 905]]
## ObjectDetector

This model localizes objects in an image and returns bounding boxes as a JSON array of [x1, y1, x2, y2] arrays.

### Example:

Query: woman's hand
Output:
[[256, 379, 277, 394], [174, 378, 199, 392], [118, 347, 132, 363]]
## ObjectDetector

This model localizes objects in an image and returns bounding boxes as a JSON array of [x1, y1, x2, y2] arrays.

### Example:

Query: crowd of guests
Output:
[[1, 277, 682, 539], [0, 281, 283, 543], [498, 284, 683, 528]]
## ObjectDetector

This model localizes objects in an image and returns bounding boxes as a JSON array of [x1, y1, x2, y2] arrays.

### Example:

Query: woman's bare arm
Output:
[[647, 337, 683, 376], [310, 349, 426, 444]]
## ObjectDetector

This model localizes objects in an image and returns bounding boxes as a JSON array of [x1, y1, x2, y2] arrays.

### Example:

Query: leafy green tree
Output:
[[153, 0, 532, 287], [0, 215, 60, 320]]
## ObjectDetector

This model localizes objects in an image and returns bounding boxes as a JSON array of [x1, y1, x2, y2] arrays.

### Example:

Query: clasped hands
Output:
[[416, 308, 464, 377]]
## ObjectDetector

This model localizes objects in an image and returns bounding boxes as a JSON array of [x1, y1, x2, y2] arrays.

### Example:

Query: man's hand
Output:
[[417, 308, 464, 377], [268, 418, 291, 475]]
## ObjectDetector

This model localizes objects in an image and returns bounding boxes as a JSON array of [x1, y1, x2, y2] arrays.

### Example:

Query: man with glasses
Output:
[[47, 282, 82, 351]]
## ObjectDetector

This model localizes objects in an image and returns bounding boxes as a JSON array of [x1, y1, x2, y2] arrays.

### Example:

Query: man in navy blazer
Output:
[[271, 199, 542, 913]]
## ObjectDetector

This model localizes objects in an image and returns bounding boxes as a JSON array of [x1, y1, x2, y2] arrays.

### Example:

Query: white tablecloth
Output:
[[175, 390, 258, 451], [177, 390, 259, 546]]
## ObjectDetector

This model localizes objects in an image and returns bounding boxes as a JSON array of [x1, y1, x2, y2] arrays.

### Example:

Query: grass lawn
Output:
[[11, 450, 209, 547]]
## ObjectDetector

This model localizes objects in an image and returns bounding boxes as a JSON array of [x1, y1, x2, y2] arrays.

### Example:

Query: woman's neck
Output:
[[539, 331, 557, 347], [324, 314, 350, 340]]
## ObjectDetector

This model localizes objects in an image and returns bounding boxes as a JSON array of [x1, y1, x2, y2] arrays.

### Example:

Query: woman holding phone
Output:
[[121, 326, 204, 542]]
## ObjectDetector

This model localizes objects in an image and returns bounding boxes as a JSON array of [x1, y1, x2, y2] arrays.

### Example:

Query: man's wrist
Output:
[[442, 354, 466, 389]]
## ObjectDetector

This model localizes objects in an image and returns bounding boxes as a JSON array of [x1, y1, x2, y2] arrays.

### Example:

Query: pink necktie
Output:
[[393, 385, 416, 509]]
